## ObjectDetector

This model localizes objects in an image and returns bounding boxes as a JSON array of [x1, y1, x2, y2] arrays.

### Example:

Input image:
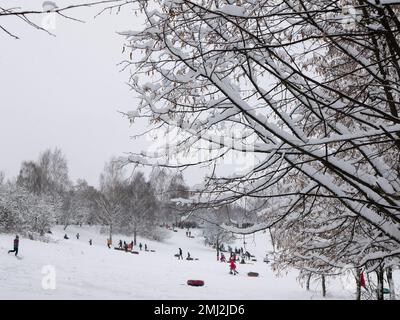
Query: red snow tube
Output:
[[187, 280, 205, 287], [247, 272, 259, 277]]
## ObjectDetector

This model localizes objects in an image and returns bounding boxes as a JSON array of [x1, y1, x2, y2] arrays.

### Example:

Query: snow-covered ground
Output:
[[0, 225, 392, 300]]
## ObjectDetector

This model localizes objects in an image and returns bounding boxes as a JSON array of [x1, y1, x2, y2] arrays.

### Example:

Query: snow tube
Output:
[[247, 272, 259, 277], [187, 280, 204, 287]]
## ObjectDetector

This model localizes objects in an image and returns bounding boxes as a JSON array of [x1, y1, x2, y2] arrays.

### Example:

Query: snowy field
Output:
[[0, 226, 388, 300]]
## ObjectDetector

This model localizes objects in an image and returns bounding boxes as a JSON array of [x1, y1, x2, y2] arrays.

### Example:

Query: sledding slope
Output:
[[0, 226, 366, 299]]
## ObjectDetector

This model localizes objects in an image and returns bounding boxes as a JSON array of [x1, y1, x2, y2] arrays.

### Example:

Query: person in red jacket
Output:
[[8, 235, 19, 256], [229, 258, 238, 275], [220, 253, 226, 263]]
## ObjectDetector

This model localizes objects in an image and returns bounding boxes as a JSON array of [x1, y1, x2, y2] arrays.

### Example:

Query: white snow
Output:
[[42, 1, 58, 12], [0, 225, 382, 300]]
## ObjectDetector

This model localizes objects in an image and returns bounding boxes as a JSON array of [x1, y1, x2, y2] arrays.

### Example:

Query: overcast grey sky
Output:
[[0, 1, 206, 187]]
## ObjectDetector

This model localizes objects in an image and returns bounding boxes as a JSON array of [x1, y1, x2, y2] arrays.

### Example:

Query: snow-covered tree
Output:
[[90, 158, 128, 242], [121, 171, 159, 243], [0, 182, 57, 236], [119, 0, 400, 269], [61, 179, 96, 229]]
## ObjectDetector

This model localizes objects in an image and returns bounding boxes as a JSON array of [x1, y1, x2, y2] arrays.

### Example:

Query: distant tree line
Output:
[[0, 148, 190, 242]]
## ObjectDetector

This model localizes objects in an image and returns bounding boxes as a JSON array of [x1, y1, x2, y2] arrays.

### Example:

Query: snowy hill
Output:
[[0, 226, 362, 299]]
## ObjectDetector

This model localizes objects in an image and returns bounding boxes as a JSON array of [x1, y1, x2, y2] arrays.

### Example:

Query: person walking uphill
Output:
[[8, 235, 19, 256]]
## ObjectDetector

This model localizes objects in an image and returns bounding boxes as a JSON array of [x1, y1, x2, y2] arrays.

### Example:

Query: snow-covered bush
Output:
[[0, 183, 57, 236]]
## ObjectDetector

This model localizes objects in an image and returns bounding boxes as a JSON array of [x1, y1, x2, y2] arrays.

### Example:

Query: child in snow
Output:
[[64, 234, 69, 240], [107, 238, 112, 248], [178, 248, 183, 260], [8, 235, 19, 256], [89, 239, 93, 245], [220, 253, 226, 263], [229, 258, 239, 275], [139, 243, 143, 251], [76, 233, 80, 240]]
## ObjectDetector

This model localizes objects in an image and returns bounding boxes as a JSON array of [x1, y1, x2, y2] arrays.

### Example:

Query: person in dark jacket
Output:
[[76, 233, 80, 240], [118, 240, 122, 249], [178, 248, 183, 260], [64, 234, 69, 239], [8, 235, 19, 256], [89, 239, 93, 245], [139, 243, 143, 251]]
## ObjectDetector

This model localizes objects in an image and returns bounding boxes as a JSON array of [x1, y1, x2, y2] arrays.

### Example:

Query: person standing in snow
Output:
[[245, 251, 251, 260], [229, 258, 238, 275], [8, 235, 19, 256], [76, 233, 80, 240], [139, 243, 143, 251], [220, 253, 226, 263], [178, 248, 183, 260], [145, 244, 148, 251], [107, 238, 112, 249], [89, 239, 92, 245], [118, 240, 122, 249]]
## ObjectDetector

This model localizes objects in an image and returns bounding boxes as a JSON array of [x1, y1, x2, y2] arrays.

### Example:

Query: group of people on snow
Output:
[[176, 247, 193, 260], [64, 233, 92, 245], [185, 230, 193, 237], [6, 233, 254, 277], [116, 239, 148, 252]]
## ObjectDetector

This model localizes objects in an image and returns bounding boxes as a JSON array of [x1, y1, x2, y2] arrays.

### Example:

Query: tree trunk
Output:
[[355, 268, 361, 300], [109, 223, 113, 243], [134, 227, 137, 246], [376, 267, 384, 300], [321, 275, 326, 297], [355, 269, 361, 300], [216, 237, 220, 261], [269, 228, 276, 253], [306, 273, 312, 291], [386, 267, 396, 300]]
